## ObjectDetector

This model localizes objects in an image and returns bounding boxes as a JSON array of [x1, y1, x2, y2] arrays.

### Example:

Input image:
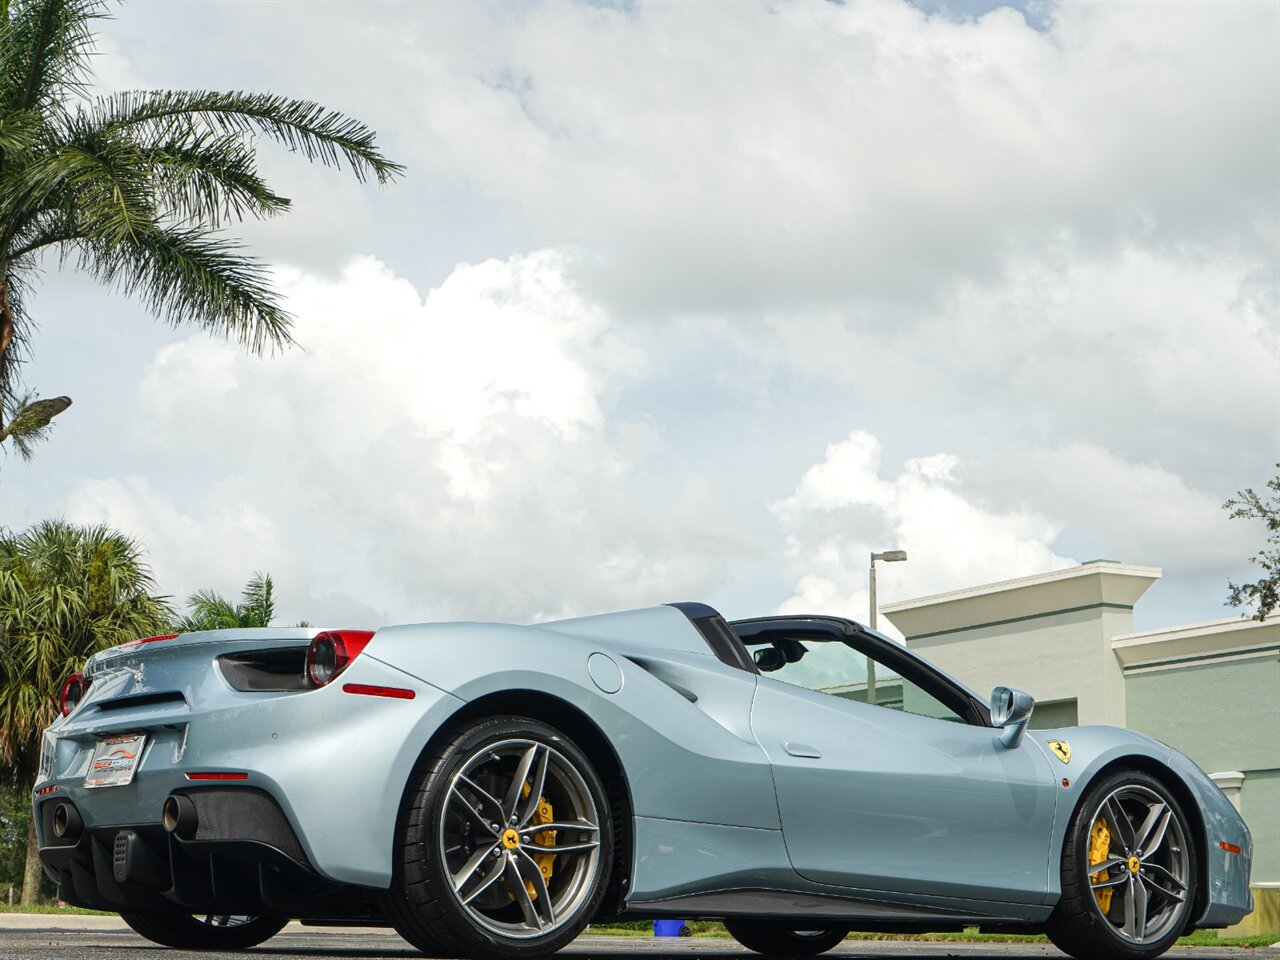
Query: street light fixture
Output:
[[869, 549, 908, 630], [867, 549, 908, 708]]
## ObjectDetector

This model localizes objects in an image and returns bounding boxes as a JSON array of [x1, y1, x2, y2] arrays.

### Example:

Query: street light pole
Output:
[[867, 549, 908, 707]]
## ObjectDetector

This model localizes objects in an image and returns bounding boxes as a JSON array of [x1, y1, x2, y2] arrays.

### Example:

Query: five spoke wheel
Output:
[[1086, 785, 1190, 944], [1047, 770, 1196, 960], [442, 738, 603, 938], [385, 716, 612, 959]]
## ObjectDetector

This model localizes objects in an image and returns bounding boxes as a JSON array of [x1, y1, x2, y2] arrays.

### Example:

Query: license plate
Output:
[[84, 733, 146, 788]]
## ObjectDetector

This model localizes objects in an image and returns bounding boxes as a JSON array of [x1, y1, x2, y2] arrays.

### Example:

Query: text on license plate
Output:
[[85, 733, 146, 788]]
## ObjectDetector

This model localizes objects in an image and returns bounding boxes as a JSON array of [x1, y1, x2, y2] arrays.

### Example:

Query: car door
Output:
[[740, 620, 1059, 908]]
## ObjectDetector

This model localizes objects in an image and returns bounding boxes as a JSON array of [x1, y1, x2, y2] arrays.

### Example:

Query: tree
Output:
[[0, 771, 38, 902], [0, 519, 172, 902], [0, 0, 402, 456], [1224, 464, 1280, 622], [179, 570, 276, 631]]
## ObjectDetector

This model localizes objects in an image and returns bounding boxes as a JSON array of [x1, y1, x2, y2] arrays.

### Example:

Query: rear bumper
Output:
[[38, 789, 381, 918], [34, 653, 465, 892]]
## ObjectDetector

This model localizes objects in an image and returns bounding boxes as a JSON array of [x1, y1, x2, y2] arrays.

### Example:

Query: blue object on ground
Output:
[[653, 920, 686, 937]]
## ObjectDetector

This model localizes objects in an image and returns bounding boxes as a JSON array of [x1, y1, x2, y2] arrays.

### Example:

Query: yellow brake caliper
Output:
[[1090, 817, 1113, 915], [531, 795, 557, 896], [510, 783, 557, 902]]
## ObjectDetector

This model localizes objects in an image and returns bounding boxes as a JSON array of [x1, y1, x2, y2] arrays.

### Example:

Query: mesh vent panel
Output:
[[188, 788, 308, 864]]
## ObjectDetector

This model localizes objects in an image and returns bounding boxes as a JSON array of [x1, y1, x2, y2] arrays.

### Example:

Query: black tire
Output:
[[1046, 769, 1197, 960], [724, 920, 846, 956], [120, 912, 287, 950], [383, 716, 613, 959]]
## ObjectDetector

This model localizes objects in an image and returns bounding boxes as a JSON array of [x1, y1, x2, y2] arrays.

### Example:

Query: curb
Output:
[[0, 916, 403, 935], [0, 914, 128, 931]]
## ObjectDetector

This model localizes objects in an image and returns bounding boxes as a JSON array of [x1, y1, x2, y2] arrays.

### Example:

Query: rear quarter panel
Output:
[[366, 616, 779, 832]]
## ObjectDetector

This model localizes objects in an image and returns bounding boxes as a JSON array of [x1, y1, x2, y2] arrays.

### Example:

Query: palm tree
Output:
[[0, 518, 172, 902], [179, 570, 276, 631], [0, 0, 402, 456]]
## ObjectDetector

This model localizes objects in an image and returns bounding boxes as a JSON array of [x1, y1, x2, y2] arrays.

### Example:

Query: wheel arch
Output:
[[1070, 754, 1209, 930], [405, 689, 635, 922]]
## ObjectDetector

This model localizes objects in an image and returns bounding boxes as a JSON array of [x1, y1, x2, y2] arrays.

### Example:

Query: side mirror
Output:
[[990, 686, 1035, 749], [753, 647, 784, 672]]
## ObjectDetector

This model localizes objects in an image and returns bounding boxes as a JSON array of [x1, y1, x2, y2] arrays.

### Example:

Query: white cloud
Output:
[[96, 1, 1278, 314], [7, 0, 1272, 636], [65, 475, 294, 612], [735, 246, 1278, 488], [773, 430, 1074, 634], [65, 252, 742, 625], [394, 0, 1278, 312], [978, 443, 1257, 580]]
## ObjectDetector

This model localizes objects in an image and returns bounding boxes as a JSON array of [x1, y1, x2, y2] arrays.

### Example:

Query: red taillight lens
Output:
[[342, 683, 416, 700], [185, 772, 249, 781], [60, 673, 90, 717], [305, 630, 375, 688], [112, 633, 179, 651]]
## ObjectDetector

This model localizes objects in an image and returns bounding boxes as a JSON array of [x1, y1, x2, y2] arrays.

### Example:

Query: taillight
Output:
[[305, 630, 375, 688], [136, 633, 179, 644], [60, 673, 90, 717], [115, 633, 179, 650]]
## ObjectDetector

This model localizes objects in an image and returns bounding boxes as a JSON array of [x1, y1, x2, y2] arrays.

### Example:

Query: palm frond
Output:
[[0, 3, 401, 447], [0, 0, 104, 116], [1, 125, 155, 250], [0, 108, 41, 151], [0, 519, 173, 764], [240, 571, 274, 627], [6, 205, 79, 259], [142, 131, 290, 229], [91, 89, 404, 184], [178, 588, 241, 632], [75, 224, 292, 352]]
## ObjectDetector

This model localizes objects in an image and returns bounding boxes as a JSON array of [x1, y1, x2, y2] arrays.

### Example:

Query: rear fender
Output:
[[366, 621, 779, 831]]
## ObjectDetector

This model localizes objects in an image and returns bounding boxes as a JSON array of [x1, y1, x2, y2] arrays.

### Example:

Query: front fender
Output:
[[1165, 748, 1253, 927], [1028, 728, 1253, 927], [1027, 726, 1172, 902]]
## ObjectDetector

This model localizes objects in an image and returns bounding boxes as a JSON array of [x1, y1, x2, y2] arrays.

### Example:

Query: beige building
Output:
[[883, 561, 1280, 937]]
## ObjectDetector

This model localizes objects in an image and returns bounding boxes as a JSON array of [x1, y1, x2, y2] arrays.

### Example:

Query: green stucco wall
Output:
[[1125, 653, 1280, 883], [1124, 655, 1279, 773], [1239, 770, 1279, 884], [1030, 698, 1078, 729]]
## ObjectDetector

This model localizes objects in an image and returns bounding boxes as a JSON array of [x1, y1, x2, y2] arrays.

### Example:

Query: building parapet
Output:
[[883, 561, 1161, 641], [1112, 617, 1280, 674]]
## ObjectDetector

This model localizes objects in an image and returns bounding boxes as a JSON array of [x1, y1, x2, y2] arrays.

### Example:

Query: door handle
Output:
[[784, 741, 822, 759]]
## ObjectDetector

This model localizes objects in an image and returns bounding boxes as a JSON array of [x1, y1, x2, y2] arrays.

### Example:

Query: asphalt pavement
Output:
[[0, 925, 1274, 960]]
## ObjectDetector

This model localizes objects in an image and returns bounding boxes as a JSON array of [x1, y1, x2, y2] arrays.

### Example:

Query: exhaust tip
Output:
[[51, 802, 82, 840], [161, 794, 197, 838]]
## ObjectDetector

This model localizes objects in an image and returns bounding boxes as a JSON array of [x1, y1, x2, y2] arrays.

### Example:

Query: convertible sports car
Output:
[[35, 602, 1251, 959]]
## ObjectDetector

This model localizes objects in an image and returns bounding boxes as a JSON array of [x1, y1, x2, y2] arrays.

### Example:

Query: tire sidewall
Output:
[[409, 716, 613, 956], [724, 919, 847, 956], [120, 912, 287, 950]]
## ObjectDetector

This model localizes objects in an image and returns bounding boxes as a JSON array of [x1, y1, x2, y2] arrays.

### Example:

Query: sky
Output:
[[2, 0, 1277, 637]]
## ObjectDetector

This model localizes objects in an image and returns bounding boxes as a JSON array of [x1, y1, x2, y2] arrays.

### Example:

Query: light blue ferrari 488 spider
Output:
[[35, 602, 1251, 959]]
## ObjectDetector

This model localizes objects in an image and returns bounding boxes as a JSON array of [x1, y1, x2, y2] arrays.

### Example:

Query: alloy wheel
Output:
[[1084, 784, 1191, 944], [439, 737, 603, 939]]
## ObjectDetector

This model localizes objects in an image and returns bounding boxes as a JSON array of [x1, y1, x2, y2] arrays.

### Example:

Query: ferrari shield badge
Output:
[[1048, 740, 1072, 764]]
